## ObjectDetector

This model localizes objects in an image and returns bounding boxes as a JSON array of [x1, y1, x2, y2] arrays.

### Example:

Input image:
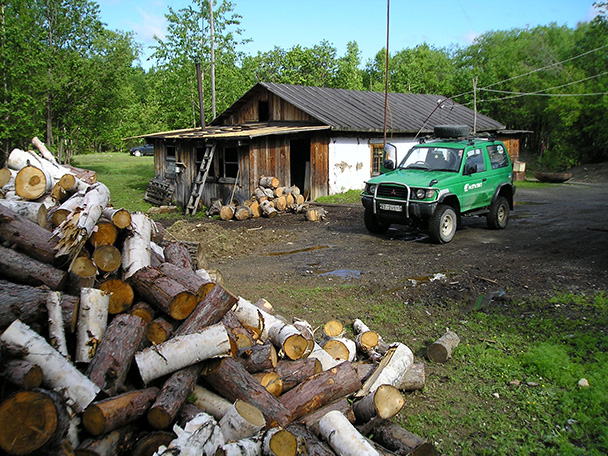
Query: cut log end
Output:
[[0, 390, 60, 454], [169, 292, 198, 320]]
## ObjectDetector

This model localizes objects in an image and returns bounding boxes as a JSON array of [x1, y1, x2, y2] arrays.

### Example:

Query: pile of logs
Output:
[[0, 141, 454, 456], [208, 176, 327, 222]]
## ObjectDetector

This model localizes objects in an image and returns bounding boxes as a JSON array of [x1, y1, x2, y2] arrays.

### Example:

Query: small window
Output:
[[165, 145, 176, 177], [465, 148, 486, 173], [219, 147, 239, 178], [371, 144, 384, 176], [487, 144, 509, 169], [259, 101, 269, 121]]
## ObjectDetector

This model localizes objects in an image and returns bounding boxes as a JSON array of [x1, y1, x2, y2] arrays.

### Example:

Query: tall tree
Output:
[[150, 0, 249, 128]]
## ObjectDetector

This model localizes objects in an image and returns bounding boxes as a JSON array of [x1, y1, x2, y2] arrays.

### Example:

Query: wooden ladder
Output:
[[185, 143, 216, 216]]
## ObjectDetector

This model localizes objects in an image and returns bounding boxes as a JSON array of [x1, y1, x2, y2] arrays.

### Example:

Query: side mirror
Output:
[[383, 159, 395, 171], [464, 163, 477, 175]]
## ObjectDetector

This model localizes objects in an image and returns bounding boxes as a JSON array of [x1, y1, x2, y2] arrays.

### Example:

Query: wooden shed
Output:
[[140, 82, 509, 210]]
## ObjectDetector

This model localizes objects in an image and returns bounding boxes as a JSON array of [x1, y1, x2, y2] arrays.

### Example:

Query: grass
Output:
[[71, 152, 155, 212], [315, 189, 361, 204], [261, 285, 608, 455]]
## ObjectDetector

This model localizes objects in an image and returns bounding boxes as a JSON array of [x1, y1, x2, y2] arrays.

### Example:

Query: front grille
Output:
[[376, 184, 409, 200]]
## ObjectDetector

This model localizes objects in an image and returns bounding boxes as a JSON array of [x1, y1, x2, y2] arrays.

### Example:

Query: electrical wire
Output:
[[450, 43, 608, 101]]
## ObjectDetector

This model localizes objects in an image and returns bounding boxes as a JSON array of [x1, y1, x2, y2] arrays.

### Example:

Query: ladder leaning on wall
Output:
[[185, 142, 216, 216]]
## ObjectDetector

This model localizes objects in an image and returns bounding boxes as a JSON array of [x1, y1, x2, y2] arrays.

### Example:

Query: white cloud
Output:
[[461, 30, 480, 45], [133, 6, 167, 43]]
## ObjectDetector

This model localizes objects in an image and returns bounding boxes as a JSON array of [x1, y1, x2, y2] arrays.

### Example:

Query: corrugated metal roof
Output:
[[135, 123, 330, 140], [213, 82, 506, 134]]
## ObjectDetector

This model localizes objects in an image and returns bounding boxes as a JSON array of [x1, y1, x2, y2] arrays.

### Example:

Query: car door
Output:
[[460, 147, 493, 211]]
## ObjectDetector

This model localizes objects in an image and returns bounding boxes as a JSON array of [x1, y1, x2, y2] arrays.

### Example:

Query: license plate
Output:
[[379, 203, 403, 212]]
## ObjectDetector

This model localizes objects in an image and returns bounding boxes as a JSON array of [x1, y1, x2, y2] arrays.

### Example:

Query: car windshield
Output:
[[398, 146, 464, 172]]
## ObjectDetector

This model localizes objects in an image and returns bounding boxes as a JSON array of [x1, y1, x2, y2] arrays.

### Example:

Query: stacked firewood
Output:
[[208, 176, 327, 222], [0, 142, 450, 456]]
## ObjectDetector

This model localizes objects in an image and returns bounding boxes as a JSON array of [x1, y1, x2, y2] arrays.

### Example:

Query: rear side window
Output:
[[487, 144, 509, 169], [465, 148, 486, 173]]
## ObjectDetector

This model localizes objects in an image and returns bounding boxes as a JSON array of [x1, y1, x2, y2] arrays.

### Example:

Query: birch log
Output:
[[352, 384, 405, 422], [262, 427, 297, 456], [355, 343, 414, 397], [219, 399, 266, 442], [122, 212, 153, 279], [14, 164, 54, 200], [307, 342, 340, 371], [233, 296, 281, 340], [46, 291, 69, 357], [54, 182, 111, 262], [268, 322, 309, 360], [159, 412, 224, 456], [135, 323, 235, 384], [0, 320, 100, 413], [216, 436, 262, 456], [190, 385, 233, 421], [0, 199, 47, 226], [319, 410, 379, 456], [102, 206, 132, 229], [76, 287, 110, 363]]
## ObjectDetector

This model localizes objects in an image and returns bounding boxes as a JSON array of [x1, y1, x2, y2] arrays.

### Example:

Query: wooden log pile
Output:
[[0, 143, 445, 456], [207, 176, 326, 222]]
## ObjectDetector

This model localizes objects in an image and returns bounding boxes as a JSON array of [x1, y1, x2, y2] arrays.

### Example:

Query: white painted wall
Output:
[[327, 136, 419, 194]]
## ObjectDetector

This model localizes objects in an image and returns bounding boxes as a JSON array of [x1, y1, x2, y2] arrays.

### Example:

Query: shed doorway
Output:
[[290, 138, 310, 195]]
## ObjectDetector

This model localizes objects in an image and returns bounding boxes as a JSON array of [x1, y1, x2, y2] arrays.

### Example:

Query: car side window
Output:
[[488, 144, 509, 169], [465, 148, 486, 173]]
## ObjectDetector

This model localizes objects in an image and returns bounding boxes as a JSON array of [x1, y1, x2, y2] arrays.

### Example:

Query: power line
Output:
[[450, 43, 608, 101], [468, 70, 608, 104]]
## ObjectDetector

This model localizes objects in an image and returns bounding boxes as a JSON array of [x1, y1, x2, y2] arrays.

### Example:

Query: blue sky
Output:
[[98, 0, 600, 69]]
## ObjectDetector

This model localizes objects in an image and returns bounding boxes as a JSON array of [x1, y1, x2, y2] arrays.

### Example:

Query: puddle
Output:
[[264, 245, 330, 256], [316, 269, 361, 279], [386, 227, 428, 242]]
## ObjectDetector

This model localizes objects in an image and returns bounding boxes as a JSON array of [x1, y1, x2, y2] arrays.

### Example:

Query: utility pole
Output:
[[209, 0, 216, 119], [383, 0, 390, 147]]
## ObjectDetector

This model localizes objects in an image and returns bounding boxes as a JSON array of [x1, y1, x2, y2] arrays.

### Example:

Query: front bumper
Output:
[[361, 183, 437, 223]]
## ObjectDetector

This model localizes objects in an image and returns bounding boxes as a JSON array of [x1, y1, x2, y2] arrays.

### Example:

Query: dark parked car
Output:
[[130, 144, 154, 156]]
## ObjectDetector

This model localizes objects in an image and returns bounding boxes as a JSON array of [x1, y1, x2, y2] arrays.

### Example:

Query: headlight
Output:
[[366, 184, 377, 194], [412, 188, 437, 200]]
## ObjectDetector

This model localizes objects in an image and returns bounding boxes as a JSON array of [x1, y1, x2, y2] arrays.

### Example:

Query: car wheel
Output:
[[364, 208, 389, 234], [133, 150, 141, 157], [487, 196, 509, 229], [429, 204, 457, 243]]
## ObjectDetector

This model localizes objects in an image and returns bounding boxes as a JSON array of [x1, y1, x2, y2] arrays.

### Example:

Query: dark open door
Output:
[[290, 138, 310, 194]]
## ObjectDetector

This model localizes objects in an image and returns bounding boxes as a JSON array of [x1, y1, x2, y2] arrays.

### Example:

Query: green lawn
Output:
[[71, 152, 154, 213]]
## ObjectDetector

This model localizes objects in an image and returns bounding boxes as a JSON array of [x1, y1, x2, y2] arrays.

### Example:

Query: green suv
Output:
[[361, 125, 515, 243]]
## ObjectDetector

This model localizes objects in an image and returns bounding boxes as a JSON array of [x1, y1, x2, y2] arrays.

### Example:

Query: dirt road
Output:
[[164, 174, 608, 312]]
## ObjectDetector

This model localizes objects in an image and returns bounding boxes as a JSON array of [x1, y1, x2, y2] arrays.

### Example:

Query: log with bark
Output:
[[200, 356, 291, 428], [147, 363, 203, 430], [319, 410, 379, 456], [0, 243, 68, 290], [426, 329, 460, 363], [82, 387, 159, 436], [236, 343, 278, 374], [368, 421, 438, 456], [75, 287, 110, 363], [0, 359, 43, 389], [279, 361, 362, 422], [98, 278, 135, 314], [356, 343, 414, 397], [0, 203, 59, 264], [128, 266, 198, 321], [86, 313, 147, 396], [121, 212, 153, 279], [219, 399, 266, 442]]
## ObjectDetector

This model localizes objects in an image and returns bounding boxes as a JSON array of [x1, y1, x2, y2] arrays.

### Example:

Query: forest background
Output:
[[1, 0, 607, 172]]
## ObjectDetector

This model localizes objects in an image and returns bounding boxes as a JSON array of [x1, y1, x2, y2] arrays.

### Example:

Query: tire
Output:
[[487, 196, 509, 229], [434, 125, 470, 138], [133, 150, 141, 157], [364, 208, 389, 235], [429, 205, 457, 244]]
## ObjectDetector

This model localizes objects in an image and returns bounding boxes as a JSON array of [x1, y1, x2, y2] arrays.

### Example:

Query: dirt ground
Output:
[[165, 163, 608, 311]]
